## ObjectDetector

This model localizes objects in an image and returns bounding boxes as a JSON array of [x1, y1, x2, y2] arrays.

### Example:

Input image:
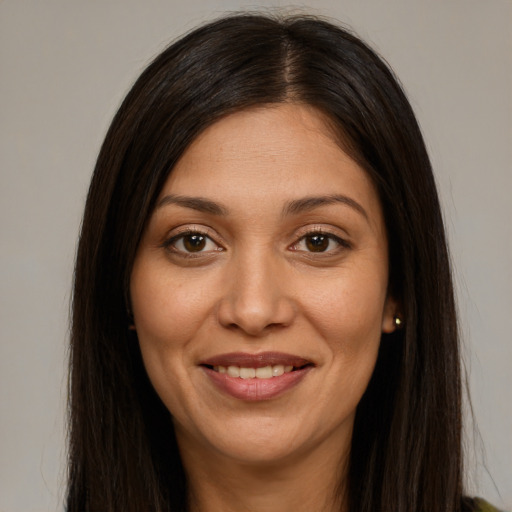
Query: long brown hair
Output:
[[68, 13, 473, 512]]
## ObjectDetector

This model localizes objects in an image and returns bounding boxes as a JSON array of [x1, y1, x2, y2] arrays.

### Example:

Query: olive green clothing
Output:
[[474, 497, 507, 512]]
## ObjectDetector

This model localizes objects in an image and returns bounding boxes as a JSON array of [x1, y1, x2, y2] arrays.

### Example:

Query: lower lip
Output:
[[202, 366, 312, 401]]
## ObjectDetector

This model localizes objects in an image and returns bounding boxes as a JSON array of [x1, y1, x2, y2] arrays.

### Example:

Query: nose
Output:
[[216, 249, 296, 336]]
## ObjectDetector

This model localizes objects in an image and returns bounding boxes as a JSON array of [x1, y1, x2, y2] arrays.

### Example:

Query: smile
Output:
[[200, 352, 314, 401], [212, 364, 294, 379]]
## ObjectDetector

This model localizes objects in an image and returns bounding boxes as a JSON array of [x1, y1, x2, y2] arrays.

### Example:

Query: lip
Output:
[[200, 352, 314, 401]]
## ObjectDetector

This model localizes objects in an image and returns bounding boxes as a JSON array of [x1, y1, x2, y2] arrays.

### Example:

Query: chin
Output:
[[173, 408, 353, 469]]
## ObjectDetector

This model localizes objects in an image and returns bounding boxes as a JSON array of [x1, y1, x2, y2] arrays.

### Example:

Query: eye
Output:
[[291, 232, 348, 253], [165, 231, 221, 255]]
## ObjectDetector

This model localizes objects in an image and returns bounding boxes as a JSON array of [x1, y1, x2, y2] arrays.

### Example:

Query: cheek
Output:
[[303, 270, 388, 345], [131, 264, 215, 347], [298, 265, 388, 397], [130, 265, 206, 413]]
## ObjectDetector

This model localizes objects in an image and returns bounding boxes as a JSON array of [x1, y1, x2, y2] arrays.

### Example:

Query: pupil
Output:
[[184, 234, 206, 252], [306, 235, 329, 252]]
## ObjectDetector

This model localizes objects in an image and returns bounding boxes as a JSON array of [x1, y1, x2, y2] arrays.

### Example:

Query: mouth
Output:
[[200, 351, 314, 379], [200, 352, 314, 400], [203, 363, 311, 379]]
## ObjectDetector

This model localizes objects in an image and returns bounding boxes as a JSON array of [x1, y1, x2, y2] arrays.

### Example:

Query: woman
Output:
[[67, 13, 500, 512]]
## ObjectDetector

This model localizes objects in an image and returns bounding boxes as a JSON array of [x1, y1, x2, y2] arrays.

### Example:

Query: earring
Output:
[[393, 315, 403, 328]]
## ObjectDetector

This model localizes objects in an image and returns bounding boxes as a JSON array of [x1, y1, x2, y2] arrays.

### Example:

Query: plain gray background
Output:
[[1, 1, 510, 510]]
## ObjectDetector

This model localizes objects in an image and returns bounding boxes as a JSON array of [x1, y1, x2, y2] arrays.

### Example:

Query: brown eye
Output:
[[305, 234, 330, 252], [291, 232, 348, 254], [183, 234, 206, 252], [167, 231, 220, 255]]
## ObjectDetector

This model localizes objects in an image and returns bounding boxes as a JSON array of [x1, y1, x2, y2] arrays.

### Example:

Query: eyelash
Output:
[[162, 229, 222, 258], [291, 229, 351, 254], [162, 228, 350, 258]]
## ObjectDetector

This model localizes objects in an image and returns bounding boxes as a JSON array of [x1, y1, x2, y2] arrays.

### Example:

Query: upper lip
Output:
[[200, 351, 313, 368]]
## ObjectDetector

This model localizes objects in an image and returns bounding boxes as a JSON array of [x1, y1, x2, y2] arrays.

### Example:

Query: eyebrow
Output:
[[282, 194, 369, 220], [156, 194, 229, 215], [156, 193, 368, 220]]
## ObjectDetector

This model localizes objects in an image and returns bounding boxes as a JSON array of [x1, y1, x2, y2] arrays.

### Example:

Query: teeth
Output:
[[240, 367, 256, 379], [255, 366, 273, 379], [227, 366, 240, 378], [214, 364, 296, 379], [272, 364, 284, 377]]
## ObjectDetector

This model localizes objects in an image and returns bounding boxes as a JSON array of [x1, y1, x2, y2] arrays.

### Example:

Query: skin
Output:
[[130, 104, 398, 512]]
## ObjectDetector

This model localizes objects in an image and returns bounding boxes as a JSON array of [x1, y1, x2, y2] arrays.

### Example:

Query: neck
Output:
[[180, 436, 350, 512]]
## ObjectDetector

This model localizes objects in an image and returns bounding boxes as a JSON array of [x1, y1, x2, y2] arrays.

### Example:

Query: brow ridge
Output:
[[156, 194, 229, 215], [282, 194, 368, 220], [157, 193, 367, 220]]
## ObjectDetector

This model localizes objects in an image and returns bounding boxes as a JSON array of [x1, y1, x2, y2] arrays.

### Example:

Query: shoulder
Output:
[[471, 497, 508, 512]]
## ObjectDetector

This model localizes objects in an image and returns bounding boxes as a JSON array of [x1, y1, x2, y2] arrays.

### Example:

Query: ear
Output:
[[381, 295, 401, 333]]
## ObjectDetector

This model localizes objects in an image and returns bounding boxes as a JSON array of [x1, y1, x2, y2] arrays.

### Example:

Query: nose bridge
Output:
[[217, 243, 294, 335]]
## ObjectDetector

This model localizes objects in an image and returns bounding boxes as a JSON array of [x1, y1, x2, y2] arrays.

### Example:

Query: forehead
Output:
[[159, 104, 383, 231]]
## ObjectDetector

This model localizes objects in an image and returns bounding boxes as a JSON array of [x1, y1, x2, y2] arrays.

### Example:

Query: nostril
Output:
[[216, 286, 297, 336]]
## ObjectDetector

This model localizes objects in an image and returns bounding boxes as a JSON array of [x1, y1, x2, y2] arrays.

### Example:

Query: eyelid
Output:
[[159, 224, 350, 256], [161, 225, 225, 254], [289, 225, 352, 253], [293, 224, 351, 243]]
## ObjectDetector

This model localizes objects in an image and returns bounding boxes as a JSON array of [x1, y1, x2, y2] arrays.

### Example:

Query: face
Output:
[[130, 104, 397, 467]]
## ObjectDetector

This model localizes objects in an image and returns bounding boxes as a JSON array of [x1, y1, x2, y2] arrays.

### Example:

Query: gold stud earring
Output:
[[393, 315, 403, 328]]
